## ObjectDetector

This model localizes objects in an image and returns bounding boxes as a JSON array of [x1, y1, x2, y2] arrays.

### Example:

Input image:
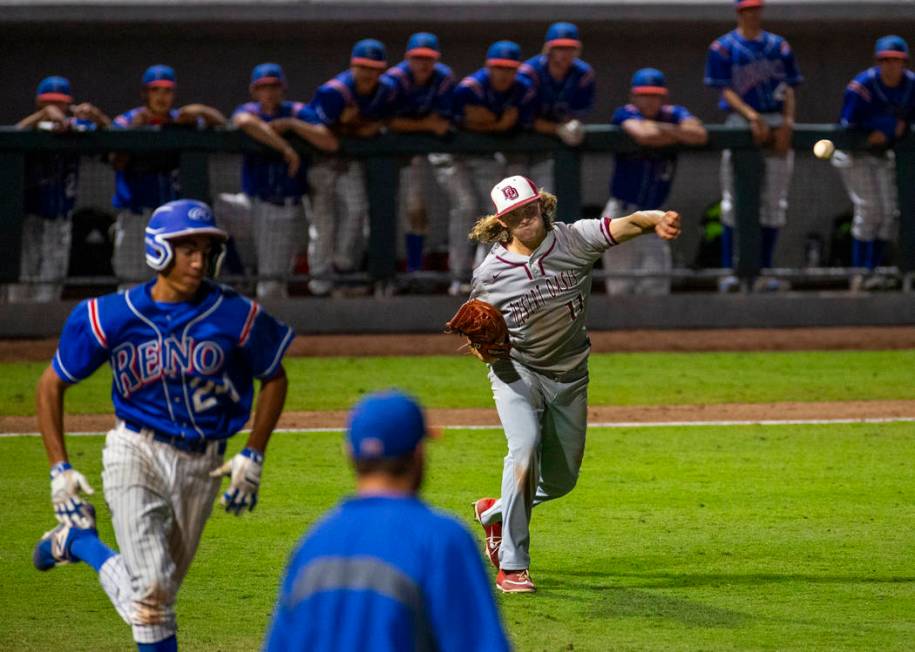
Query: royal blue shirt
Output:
[[840, 67, 915, 143], [518, 55, 595, 123], [610, 103, 694, 210], [383, 61, 455, 120], [309, 71, 395, 127], [264, 495, 510, 652], [704, 30, 803, 113], [24, 117, 96, 219], [51, 280, 294, 441], [232, 100, 316, 202], [451, 68, 537, 131], [111, 107, 188, 212]]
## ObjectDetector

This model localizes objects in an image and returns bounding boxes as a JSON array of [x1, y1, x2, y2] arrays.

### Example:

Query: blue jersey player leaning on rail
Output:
[[32, 199, 293, 652]]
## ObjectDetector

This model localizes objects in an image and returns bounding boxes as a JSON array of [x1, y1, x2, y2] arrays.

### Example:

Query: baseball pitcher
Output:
[[32, 199, 293, 652], [704, 0, 803, 291], [463, 176, 680, 592], [833, 35, 915, 291]]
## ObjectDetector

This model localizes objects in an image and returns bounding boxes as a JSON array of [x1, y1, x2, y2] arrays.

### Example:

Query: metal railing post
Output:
[[731, 147, 765, 283], [365, 154, 399, 282], [553, 146, 581, 223], [0, 151, 25, 282], [896, 147, 915, 278]]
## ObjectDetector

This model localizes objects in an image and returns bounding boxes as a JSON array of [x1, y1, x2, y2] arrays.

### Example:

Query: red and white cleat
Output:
[[472, 497, 502, 569], [496, 568, 536, 593]]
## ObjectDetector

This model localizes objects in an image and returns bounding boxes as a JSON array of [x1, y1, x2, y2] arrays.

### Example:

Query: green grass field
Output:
[[2, 350, 914, 650]]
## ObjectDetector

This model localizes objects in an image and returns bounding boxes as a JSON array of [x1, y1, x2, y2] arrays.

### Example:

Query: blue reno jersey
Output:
[[309, 71, 394, 128], [451, 68, 537, 130], [232, 100, 315, 202], [52, 280, 294, 441], [111, 107, 189, 212], [841, 67, 915, 143], [610, 103, 694, 209], [383, 61, 455, 120], [25, 117, 96, 219], [265, 496, 510, 652], [704, 30, 803, 113], [518, 54, 595, 123]]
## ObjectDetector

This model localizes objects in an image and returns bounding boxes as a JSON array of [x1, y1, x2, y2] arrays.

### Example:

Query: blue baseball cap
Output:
[[735, 0, 763, 9], [351, 39, 388, 70], [347, 391, 437, 460], [486, 40, 522, 69], [36, 76, 73, 103], [631, 68, 668, 95], [875, 35, 909, 60], [251, 62, 287, 87], [406, 32, 441, 59], [545, 22, 581, 49], [143, 64, 176, 88]]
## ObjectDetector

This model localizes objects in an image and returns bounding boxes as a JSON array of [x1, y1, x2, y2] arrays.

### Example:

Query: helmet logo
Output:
[[501, 186, 519, 201], [187, 206, 210, 222]]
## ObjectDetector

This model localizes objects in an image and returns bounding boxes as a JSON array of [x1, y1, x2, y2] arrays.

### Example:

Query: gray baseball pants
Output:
[[98, 423, 224, 644], [479, 359, 589, 571], [7, 214, 72, 302]]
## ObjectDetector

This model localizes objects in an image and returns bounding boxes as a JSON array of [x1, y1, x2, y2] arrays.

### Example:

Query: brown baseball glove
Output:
[[444, 299, 511, 361]]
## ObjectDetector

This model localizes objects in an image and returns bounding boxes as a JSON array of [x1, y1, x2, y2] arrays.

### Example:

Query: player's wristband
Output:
[[50, 461, 72, 479], [240, 447, 265, 464]]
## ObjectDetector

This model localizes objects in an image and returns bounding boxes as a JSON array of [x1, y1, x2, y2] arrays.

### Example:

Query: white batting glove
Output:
[[209, 448, 264, 515], [50, 462, 96, 529], [556, 119, 585, 146]]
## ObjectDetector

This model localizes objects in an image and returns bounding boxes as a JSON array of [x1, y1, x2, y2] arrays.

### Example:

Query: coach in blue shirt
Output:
[[264, 390, 511, 652]]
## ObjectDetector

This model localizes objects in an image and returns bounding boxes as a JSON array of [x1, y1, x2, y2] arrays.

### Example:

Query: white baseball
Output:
[[813, 139, 835, 160]]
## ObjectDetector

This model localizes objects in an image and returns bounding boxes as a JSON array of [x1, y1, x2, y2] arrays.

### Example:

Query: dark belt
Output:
[[122, 420, 226, 455]]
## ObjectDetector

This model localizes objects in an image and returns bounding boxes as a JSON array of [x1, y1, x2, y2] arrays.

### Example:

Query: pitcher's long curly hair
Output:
[[468, 190, 558, 244]]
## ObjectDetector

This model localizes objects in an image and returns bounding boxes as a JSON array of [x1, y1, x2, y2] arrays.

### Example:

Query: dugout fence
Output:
[[0, 125, 913, 295]]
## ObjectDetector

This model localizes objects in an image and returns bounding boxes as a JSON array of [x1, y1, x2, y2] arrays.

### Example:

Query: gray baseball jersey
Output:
[[470, 217, 618, 377]]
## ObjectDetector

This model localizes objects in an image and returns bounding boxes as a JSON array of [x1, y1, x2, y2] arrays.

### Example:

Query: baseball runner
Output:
[[10, 76, 110, 302], [833, 35, 915, 291], [305, 39, 395, 296], [230, 62, 339, 300], [518, 21, 595, 190], [265, 391, 510, 651], [447, 40, 537, 295], [383, 32, 456, 277], [31, 199, 293, 652], [704, 0, 803, 292], [466, 176, 680, 592], [111, 65, 226, 288], [602, 68, 707, 295]]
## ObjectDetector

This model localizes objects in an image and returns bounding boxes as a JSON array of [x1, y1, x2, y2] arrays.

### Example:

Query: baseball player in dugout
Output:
[[9, 76, 110, 303], [32, 199, 293, 652], [383, 32, 457, 278], [705, 0, 803, 292], [231, 63, 339, 300], [448, 40, 538, 296], [110, 65, 226, 290], [305, 39, 394, 297], [518, 21, 595, 190], [833, 35, 915, 292], [603, 68, 708, 296], [466, 176, 680, 592], [265, 390, 511, 651]]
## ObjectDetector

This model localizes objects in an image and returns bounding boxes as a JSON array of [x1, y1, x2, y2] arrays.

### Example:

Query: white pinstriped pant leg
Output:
[[113, 209, 153, 289], [432, 156, 479, 281], [252, 198, 305, 300], [759, 149, 793, 229], [307, 158, 339, 283], [334, 159, 369, 272], [34, 215, 72, 302], [528, 154, 554, 193], [101, 424, 223, 644], [600, 198, 670, 295], [833, 151, 899, 242]]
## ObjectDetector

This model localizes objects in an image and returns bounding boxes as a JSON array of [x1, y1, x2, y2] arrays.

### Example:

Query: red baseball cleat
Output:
[[496, 568, 536, 593], [472, 497, 502, 569]]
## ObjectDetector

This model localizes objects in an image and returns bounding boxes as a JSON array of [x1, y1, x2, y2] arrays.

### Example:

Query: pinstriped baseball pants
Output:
[[251, 197, 307, 300], [100, 423, 223, 644], [112, 209, 154, 289], [832, 150, 899, 242], [480, 360, 589, 571], [7, 214, 72, 302], [307, 157, 368, 282]]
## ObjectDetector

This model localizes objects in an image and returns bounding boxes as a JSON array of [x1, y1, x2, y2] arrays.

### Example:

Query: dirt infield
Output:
[[3, 326, 915, 363]]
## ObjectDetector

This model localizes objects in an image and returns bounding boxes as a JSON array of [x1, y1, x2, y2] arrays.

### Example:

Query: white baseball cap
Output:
[[490, 175, 540, 218]]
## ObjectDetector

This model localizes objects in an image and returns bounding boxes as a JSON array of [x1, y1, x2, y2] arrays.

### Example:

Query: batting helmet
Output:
[[36, 76, 73, 103], [144, 199, 228, 274], [875, 35, 909, 60]]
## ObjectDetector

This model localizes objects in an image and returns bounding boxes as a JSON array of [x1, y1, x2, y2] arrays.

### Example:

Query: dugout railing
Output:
[[0, 125, 912, 292]]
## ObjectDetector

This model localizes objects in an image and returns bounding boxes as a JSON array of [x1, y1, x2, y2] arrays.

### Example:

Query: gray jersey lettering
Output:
[[471, 218, 617, 376]]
